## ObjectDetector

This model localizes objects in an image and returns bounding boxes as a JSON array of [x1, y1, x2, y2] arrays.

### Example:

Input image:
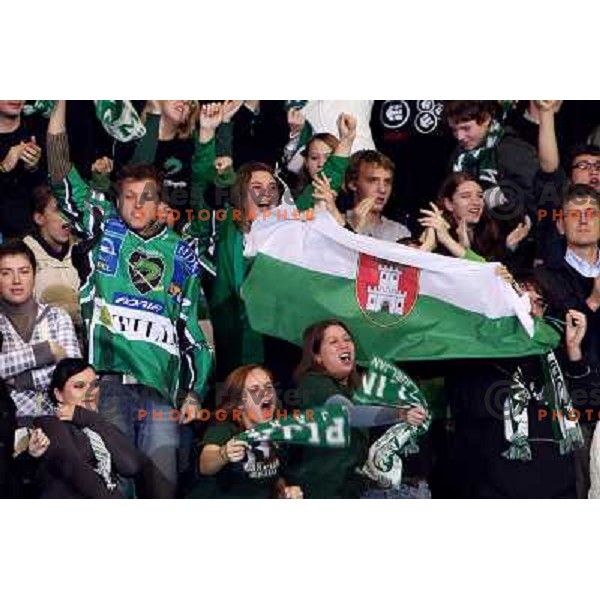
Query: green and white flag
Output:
[[24, 100, 145, 142], [241, 210, 559, 364], [238, 405, 350, 448]]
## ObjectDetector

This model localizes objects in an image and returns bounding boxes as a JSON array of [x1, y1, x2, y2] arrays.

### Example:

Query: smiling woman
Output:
[[283, 320, 371, 499]]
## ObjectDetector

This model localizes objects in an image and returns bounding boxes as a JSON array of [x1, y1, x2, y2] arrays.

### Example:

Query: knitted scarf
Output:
[[452, 119, 504, 186], [502, 350, 584, 461], [81, 427, 117, 491], [238, 405, 350, 448], [353, 357, 431, 489], [23, 100, 145, 142]]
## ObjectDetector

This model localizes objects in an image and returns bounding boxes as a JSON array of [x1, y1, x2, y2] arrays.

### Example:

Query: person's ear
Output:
[[33, 212, 45, 228], [54, 388, 64, 405], [348, 179, 357, 193], [314, 353, 323, 366], [443, 198, 454, 213], [482, 113, 492, 128], [556, 214, 566, 236]]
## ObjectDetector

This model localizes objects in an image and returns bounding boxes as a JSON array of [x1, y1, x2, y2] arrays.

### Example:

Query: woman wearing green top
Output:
[[187, 104, 358, 380], [284, 319, 369, 499], [192, 364, 302, 499], [285, 319, 428, 499]]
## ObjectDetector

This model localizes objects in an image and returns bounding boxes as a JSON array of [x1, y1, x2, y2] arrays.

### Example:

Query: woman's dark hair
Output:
[[216, 364, 276, 430], [436, 172, 504, 261], [49, 358, 95, 406], [294, 319, 361, 390]]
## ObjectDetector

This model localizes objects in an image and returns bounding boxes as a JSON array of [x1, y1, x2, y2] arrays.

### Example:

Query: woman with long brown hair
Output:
[[419, 171, 530, 264], [193, 364, 302, 499], [286, 319, 427, 498]]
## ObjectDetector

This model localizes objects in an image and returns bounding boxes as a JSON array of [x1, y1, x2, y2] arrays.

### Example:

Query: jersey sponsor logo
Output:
[[96, 301, 178, 355], [97, 218, 127, 276], [113, 293, 165, 315], [175, 241, 200, 276], [128, 250, 165, 295]]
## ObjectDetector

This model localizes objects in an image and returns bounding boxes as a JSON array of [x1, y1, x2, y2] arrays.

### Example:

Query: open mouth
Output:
[[339, 351, 353, 365]]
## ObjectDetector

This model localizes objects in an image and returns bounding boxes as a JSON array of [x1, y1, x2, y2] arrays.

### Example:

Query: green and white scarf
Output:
[[452, 119, 504, 186], [503, 350, 584, 461], [24, 100, 145, 142], [353, 357, 431, 489], [238, 405, 350, 448]]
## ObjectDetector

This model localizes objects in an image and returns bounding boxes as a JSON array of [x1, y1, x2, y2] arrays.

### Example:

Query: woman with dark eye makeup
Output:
[[33, 358, 149, 498]]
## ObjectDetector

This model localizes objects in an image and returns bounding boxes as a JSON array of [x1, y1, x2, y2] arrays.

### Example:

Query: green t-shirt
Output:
[[284, 371, 370, 499], [191, 421, 282, 499]]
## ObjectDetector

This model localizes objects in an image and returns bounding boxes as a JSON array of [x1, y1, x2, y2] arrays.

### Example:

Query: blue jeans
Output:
[[97, 380, 180, 498], [361, 481, 432, 499]]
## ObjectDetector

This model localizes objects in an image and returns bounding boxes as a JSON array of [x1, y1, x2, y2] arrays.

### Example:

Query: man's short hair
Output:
[[115, 164, 164, 198], [344, 150, 395, 191], [0, 240, 37, 273], [444, 100, 496, 125], [561, 183, 600, 209], [567, 143, 600, 169]]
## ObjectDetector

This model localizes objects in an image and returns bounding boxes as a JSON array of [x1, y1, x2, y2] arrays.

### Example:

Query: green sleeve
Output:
[[89, 171, 111, 194], [463, 248, 486, 262], [202, 422, 238, 446], [178, 247, 214, 397], [51, 165, 112, 241], [215, 122, 233, 159], [296, 373, 344, 410], [129, 113, 160, 166], [186, 137, 217, 252], [295, 155, 349, 212]]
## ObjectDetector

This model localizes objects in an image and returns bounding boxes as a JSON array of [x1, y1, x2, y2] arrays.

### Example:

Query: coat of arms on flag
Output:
[[355, 254, 419, 326]]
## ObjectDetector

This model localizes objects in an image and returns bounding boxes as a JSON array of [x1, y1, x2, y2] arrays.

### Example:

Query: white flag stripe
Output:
[[246, 210, 534, 336]]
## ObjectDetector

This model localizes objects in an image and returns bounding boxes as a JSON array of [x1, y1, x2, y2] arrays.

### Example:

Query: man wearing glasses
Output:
[[536, 185, 600, 498]]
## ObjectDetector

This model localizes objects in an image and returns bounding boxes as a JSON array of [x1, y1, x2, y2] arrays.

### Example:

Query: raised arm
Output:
[[295, 113, 357, 211], [47, 101, 111, 240], [536, 101, 561, 173]]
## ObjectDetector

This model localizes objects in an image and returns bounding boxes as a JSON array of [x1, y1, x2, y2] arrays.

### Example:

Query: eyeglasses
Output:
[[572, 161, 600, 172], [245, 384, 276, 396]]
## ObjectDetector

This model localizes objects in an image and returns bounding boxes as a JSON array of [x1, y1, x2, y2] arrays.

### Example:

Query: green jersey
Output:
[[53, 166, 213, 404]]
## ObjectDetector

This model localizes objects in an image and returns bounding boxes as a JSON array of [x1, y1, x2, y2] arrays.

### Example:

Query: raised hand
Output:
[[145, 100, 162, 115], [337, 113, 357, 143], [505, 215, 531, 251], [221, 438, 249, 463], [222, 100, 244, 123], [313, 173, 344, 225], [21, 136, 42, 170], [534, 100, 562, 113], [91, 156, 114, 175], [351, 196, 378, 233], [28, 428, 50, 458], [287, 107, 306, 138], [565, 309, 587, 361], [215, 156, 233, 174], [199, 102, 224, 131], [0, 142, 26, 173]]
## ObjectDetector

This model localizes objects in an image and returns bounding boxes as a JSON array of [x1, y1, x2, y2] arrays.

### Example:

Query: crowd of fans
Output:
[[0, 99, 599, 499]]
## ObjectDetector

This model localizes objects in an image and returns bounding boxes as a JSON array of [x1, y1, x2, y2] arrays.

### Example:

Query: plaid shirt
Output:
[[0, 303, 81, 417]]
